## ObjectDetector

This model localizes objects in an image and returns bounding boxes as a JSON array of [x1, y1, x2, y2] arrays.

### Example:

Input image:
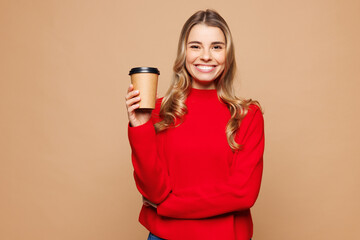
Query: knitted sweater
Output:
[[128, 88, 264, 240]]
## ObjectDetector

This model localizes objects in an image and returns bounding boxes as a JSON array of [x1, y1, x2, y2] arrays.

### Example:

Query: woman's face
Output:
[[185, 24, 226, 89]]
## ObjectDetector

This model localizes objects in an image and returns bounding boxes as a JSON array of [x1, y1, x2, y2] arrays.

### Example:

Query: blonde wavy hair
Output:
[[154, 9, 261, 151]]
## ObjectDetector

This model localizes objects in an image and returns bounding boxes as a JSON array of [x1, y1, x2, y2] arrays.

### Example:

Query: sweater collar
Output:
[[188, 87, 218, 99]]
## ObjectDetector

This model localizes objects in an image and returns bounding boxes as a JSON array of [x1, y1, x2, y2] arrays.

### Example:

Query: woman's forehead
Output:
[[187, 24, 225, 43]]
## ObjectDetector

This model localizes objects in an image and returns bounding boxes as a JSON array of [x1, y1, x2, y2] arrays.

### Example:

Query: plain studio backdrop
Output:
[[1, 0, 359, 239]]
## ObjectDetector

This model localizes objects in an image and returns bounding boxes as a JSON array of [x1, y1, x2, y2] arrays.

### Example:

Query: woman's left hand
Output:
[[142, 196, 158, 208]]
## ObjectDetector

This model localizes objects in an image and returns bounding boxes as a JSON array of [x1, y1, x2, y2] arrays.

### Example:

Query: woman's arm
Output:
[[126, 85, 171, 204], [156, 105, 264, 219]]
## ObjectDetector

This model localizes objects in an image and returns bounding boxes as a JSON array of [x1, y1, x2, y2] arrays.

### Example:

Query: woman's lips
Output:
[[195, 64, 216, 73]]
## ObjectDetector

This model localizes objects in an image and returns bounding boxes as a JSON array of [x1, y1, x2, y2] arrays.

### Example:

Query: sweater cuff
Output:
[[128, 120, 156, 149]]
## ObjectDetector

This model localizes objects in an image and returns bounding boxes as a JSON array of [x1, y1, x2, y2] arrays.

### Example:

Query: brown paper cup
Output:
[[129, 67, 159, 109]]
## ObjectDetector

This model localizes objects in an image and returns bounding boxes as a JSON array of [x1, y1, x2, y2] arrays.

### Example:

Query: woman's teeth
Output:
[[197, 65, 214, 70]]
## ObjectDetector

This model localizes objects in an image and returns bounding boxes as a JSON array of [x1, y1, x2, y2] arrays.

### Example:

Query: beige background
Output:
[[1, 0, 359, 239]]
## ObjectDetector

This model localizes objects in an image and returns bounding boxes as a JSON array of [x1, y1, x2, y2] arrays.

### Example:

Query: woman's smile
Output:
[[195, 64, 217, 73]]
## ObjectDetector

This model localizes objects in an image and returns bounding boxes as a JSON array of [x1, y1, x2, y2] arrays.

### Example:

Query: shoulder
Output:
[[236, 103, 264, 144], [239, 103, 264, 133], [245, 104, 263, 122]]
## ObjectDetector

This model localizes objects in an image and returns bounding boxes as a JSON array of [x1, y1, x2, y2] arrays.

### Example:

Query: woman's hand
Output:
[[125, 84, 152, 127], [143, 196, 158, 208]]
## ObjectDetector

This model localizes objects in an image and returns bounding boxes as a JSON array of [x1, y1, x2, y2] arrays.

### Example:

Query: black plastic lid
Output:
[[129, 67, 160, 75]]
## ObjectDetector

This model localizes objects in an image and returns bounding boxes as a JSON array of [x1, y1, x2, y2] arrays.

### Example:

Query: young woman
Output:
[[126, 9, 264, 240]]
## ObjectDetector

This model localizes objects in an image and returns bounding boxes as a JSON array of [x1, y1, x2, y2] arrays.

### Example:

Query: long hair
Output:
[[154, 9, 261, 151]]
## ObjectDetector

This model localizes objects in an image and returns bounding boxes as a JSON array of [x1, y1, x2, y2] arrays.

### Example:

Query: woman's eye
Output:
[[213, 45, 223, 50], [190, 45, 200, 49]]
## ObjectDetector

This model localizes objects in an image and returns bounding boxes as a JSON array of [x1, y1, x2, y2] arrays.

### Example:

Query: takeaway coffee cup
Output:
[[129, 67, 160, 109]]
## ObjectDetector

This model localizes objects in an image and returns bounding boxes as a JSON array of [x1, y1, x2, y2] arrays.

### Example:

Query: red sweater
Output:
[[128, 88, 264, 240]]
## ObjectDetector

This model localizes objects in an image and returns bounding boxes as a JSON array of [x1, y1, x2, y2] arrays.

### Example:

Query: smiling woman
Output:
[[185, 24, 226, 89], [125, 9, 264, 240]]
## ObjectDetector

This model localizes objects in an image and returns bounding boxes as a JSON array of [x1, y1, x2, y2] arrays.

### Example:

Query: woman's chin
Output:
[[191, 79, 216, 89]]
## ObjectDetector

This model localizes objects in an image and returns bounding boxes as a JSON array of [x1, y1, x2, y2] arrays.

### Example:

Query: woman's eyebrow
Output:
[[187, 41, 202, 45], [212, 41, 225, 45]]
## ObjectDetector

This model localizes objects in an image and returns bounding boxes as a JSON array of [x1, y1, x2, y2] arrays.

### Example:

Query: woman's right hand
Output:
[[125, 84, 152, 127]]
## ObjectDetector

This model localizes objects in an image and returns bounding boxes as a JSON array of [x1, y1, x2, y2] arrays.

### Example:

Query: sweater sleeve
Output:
[[156, 105, 264, 219], [127, 99, 172, 204]]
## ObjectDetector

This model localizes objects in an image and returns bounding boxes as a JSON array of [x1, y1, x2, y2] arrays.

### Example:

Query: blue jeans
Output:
[[148, 232, 251, 240], [147, 233, 165, 240]]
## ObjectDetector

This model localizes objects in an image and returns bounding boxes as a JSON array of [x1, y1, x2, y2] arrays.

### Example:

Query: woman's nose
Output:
[[200, 49, 212, 61]]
